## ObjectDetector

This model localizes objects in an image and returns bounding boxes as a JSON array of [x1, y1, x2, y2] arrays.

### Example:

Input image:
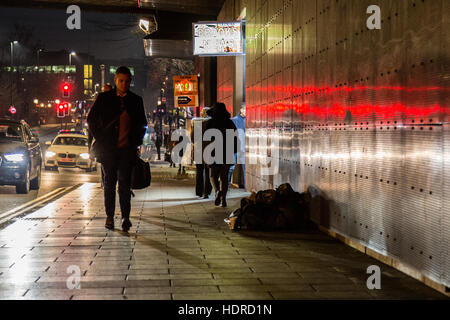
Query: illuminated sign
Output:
[[193, 21, 244, 56], [173, 75, 198, 108]]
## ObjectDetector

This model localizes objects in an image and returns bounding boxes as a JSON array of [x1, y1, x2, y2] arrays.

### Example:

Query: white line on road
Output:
[[0, 187, 67, 225]]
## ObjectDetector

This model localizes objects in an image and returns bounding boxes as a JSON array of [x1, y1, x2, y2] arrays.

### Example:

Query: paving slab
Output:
[[0, 166, 447, 300]]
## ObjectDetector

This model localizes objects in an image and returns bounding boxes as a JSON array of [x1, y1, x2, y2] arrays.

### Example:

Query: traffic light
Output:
[[62, 82, 71, 98], [57, 104, 65, 118], [64, 103, 69, 116]]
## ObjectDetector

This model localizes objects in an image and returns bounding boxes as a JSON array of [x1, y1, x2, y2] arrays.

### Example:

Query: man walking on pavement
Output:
[[87, 66, 147, 232]]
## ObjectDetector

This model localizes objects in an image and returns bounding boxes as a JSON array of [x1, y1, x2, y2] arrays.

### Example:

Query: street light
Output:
[[37, 49, 43, 68], [10, 41, 18, 66], [10, 41, 18, 106], [69, 51, 76, 66]]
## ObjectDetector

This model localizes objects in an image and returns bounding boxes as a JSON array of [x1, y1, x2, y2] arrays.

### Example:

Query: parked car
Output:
[[44, 133, 97, 172], [0, 118, 42, 194]]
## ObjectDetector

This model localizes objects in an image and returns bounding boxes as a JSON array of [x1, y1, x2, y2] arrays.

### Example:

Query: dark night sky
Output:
[[0, 6, 146, 61]]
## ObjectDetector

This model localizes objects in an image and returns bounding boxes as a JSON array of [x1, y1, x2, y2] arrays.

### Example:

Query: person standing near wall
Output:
[[191, 107, 212, 198], [204, 102, 237, 207], [228, 105, 246, 188]]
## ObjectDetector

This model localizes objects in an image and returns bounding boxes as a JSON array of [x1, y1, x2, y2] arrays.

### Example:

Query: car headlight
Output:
[[80, 153, 90, 160], [4, 153, 25, 162], [45, 151, 56, 158]]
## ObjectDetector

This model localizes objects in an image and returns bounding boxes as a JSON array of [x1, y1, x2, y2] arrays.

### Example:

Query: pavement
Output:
[[0, 165, 448, 300]]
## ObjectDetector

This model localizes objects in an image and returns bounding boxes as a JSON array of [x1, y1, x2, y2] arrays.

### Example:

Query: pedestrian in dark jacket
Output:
[[204, 102, 237, 207], [87, 66, 147, 232], [155, 132, 162, 160], [191, 107, 212, 198]]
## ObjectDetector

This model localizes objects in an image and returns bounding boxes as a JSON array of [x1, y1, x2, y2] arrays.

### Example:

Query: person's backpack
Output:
[[131, 157, 151, 189]]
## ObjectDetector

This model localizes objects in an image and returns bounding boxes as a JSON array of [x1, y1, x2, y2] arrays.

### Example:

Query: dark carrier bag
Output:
[[131, 157, 151, 189]]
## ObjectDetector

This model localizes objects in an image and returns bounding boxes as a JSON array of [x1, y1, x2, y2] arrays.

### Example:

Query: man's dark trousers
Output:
[[101, 147, 135, 218], [196, 164, 212, 197], [209, 164, 231, 198]]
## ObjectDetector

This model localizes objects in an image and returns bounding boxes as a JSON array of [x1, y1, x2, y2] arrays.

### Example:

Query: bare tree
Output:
[[145, 57, 194, 111]]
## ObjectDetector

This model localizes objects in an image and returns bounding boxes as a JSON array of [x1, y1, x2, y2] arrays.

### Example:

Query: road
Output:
[[0, 124, 101, 214]]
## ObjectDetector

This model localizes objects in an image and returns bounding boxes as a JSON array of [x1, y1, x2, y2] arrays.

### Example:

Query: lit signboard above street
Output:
[[173, 75, 199, 108], [193, 21, 244, 56]]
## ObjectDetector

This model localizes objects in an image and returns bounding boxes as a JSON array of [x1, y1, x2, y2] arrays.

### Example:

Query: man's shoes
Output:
[[105, 216, 114, 230], [122, 218, 132, 232], [221, 197, 227, 207], [214, 192, 222, 206], [203, 194, 209, 199]]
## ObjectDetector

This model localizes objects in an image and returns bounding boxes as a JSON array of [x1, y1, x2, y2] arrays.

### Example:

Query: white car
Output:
[[44, 133, 97, 172]]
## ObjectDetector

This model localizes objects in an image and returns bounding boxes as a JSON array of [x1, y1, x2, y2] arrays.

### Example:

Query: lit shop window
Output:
[[84, 65, 92, 78], [84, 79, 93, 89]]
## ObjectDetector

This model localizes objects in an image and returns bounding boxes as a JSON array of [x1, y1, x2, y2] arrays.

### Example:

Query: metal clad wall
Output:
[[442, 0, 450, 291], [239, 0, 449, 288]]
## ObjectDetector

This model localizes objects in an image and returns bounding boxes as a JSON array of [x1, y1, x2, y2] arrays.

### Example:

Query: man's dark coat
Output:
[[87, 88, 147, 161]]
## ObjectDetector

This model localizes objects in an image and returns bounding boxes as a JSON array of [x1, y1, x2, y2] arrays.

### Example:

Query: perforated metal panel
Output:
[[241, 0, 449, 288]]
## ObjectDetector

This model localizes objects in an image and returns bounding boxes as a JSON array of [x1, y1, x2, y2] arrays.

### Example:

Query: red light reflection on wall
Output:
[[246, 84, 448, 124], [249, 85, 449, 95]]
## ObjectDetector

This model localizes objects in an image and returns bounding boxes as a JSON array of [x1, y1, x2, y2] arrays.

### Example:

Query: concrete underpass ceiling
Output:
[[2, 0, 225, 43], [0, 0, 225, 16]]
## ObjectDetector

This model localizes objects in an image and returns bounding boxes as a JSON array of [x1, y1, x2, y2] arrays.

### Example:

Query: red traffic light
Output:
[[57, 104, 65, 118], [61, 82, 72, 98], [61, 83, 72, 91]]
